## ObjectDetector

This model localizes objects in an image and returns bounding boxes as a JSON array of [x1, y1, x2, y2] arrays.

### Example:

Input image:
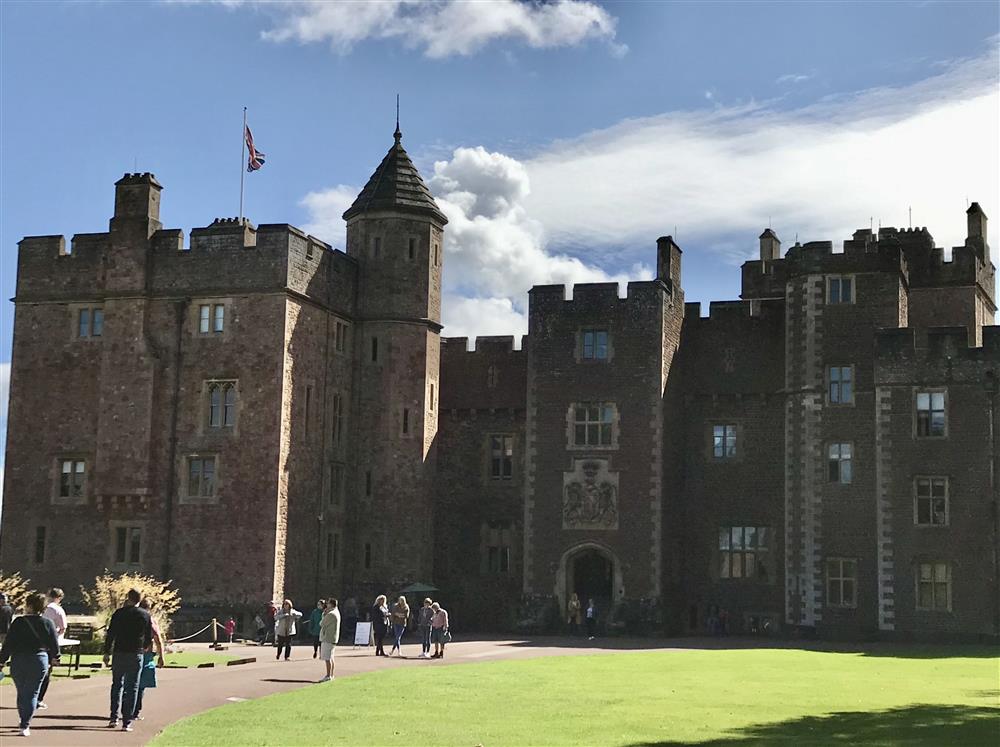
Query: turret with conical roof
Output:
[[343, 126, 448, 225], [342, 123, 446, 593]]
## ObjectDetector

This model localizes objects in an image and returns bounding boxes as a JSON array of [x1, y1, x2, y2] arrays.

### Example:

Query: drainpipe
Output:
[[162, 298, 188, 579], [987, 370, 999, 639]]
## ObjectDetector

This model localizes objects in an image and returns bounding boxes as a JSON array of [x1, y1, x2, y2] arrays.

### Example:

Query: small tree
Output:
[[0, 570, 34, 609], [81, 571, 181, 642]]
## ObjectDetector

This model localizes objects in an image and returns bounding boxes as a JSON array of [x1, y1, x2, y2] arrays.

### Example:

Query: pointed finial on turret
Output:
[[394, 94, 402, 144]]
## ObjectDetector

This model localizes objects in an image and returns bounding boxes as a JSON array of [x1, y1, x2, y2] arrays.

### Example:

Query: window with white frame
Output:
[[915, 477, 948, 526], [916, 562, 950, 611], [207, 381, 237, 428], [827, 276, 854, 304], [573, 403, 614, 447], [915, 390, 946, 438], [58, 459, 86, 499], [828, 365, 854, 404], [581, 330, 609, 360], [719, 526, 770, 581], [713, 424, 737, 459], [828, 443, 853, 484], [490, 435, 513, 480], [825, 558, 857, 608], [77, 307, 104, 338], [187, 456, 217, 498], [199, 304, 226, 334]]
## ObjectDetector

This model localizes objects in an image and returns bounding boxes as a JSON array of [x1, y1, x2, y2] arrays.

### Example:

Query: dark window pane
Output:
[[116, 527, 127, 564], [129, 529, 141, 564], [92, 309, 104, 337], [78, 309, 90, 338]]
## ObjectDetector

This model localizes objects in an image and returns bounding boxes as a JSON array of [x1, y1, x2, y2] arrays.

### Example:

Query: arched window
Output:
[[208, 381, 238, 428]]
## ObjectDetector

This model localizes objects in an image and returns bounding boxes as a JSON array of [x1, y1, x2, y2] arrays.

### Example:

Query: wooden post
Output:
[[212, 617, 218, 649]]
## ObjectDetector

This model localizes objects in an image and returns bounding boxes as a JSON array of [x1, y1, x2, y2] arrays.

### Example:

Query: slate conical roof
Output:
[[342, 128, 448, 224]]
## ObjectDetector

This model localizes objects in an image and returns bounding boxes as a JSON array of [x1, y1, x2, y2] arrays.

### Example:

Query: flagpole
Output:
[[239, 106, 247, 224]]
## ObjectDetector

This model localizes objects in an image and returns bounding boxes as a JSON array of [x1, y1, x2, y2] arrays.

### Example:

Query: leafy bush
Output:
[[0, 570, 34, 609], [80, 571, 181, 642]]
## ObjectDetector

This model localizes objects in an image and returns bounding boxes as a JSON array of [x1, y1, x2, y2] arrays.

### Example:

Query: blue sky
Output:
[[1, 0, 999, 480]]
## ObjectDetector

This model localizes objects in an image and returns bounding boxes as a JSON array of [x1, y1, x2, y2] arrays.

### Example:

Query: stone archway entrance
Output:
[[555, 542, 624, 624]]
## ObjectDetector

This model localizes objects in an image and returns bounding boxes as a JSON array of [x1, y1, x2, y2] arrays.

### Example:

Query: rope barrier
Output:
[[167, 621, 218, 643]]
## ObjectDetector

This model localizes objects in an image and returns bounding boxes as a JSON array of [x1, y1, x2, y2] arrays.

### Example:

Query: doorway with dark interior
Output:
[[572, 549, 613, 634]]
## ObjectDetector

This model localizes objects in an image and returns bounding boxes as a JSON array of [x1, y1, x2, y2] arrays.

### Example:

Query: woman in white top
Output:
[[274, 599, 303, 661], [36, 587, 67, 710]]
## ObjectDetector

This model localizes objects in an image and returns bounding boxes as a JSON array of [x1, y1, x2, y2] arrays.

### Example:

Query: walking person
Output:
[[0, 593, 60, 737], [389, 596, 410, 656], [274, 599, 302, 661], [308, 600, 324, 659], [566, 592, 582, 636], [0, 592, 14, 646], [35, 587, 68, 711], [371, 595, 389, 656], [430, 601, 449, 659], [104, 588, 152, 732], [417, 598, 434, 659], [585, 598, 597, 639], [318, 598, 341, 682], [132, 598, 166, 723]]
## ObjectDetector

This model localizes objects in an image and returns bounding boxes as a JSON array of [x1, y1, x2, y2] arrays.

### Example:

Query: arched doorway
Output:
[[555, 542, 624, 624], [573, 549, 613, 610]]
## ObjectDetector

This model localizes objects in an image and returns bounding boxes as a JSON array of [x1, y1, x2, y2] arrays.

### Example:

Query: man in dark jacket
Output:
[[103, 588, 152, 733]]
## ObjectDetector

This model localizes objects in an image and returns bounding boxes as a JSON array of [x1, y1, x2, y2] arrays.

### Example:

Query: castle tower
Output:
[[343, 123, 448, 588]]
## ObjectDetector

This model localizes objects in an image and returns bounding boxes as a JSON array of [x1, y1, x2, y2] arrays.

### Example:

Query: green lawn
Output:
[[153, 647, 999, 746], [1, 651, 236, 685]]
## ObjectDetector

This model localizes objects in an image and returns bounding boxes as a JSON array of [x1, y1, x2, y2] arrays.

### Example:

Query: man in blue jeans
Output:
[[103, 588, 152, 733]]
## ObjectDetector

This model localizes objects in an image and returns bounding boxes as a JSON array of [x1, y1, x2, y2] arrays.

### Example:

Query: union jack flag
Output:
[[245, 125, 266, 172]]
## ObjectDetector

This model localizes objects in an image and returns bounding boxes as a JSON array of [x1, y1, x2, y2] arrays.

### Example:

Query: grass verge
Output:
[[152, 646, 999, 746]]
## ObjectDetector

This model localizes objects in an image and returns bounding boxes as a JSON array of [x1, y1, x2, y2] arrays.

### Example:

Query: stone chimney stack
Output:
[[656, 235, 682, 292], [759, 228, 781, 262], [966, 202, 988, 262]]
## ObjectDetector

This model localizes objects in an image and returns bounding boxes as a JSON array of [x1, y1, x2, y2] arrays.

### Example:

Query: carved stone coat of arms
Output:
[[563, 458, 619, 530]]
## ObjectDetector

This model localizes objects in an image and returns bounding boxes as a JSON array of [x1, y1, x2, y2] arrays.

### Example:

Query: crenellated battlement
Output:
[[14, 176, 354, 307], [441, 335, 526, 353], [440, 334, 527, 411], [874, 325, 1000, 362]]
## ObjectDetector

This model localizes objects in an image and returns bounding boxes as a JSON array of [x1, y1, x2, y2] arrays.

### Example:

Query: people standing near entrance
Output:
[[389, 596, 410, 656], [274, 600, 303, 661], [0, 593, 14, 646], [585, 598, 597, 639], [371, 595, 389, 656], [308, 600, 325, 659], [0, 593, 60, 737], [430, 601, 449, 659], [104, 587, 152, 733], [318, 598, 341, 682], [566, 593, 582, 636], [132, 598, 165, 723], [224, 616, 236, 643], [417, 598, 434, 658], [36, 587, 68, 710]]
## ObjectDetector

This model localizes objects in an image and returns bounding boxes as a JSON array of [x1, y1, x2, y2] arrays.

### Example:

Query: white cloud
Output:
[[301, 145, 645, 340], [203, 0, 623, 58], [300, 185, 356, 249], [776, 73, 812, 84], [524, 46, 1000, 265]]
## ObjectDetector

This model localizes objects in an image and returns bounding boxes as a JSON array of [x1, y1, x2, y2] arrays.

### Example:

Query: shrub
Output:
[[81, 571, 181, 642], [0, 570, 34, 609]]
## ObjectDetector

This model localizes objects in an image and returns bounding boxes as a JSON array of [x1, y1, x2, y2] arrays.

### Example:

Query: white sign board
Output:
[[354, 621, 372, 646]]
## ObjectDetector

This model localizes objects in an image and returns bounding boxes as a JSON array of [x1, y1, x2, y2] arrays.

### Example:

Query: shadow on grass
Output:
[[627, 704, 1000, 746], [492, 636, 999, 659]]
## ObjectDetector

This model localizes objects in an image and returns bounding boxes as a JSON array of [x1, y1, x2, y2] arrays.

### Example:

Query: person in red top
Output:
[[224, 617, 236, 643]]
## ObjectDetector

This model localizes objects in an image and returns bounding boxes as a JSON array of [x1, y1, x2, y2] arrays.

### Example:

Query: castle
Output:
[[2, 127, 998, 641]]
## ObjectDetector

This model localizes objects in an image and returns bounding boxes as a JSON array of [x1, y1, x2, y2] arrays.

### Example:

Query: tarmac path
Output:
[[0, 637, 686, 746]]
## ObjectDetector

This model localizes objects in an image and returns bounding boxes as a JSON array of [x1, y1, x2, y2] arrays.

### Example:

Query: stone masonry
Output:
[[1, 131, 997, 641]]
